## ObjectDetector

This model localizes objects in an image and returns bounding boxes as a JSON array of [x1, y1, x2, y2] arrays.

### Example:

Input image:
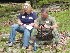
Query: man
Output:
[[7, 3, 37, 49], [33, 8, 59, 44]]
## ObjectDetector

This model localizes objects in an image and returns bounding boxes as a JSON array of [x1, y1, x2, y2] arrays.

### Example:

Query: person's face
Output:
[[23, 5, 31, 13], [41, 12, 48, 18]]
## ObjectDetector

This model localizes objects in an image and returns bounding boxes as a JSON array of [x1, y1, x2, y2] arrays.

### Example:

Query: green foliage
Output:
[[0, 4, 21, 33], [37, 0, 48, 6], [33, 0, 70, 8], [0, 7, 6, 17]]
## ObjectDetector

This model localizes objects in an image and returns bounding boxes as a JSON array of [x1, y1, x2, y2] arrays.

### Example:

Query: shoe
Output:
[[7, 42, 13, 47]]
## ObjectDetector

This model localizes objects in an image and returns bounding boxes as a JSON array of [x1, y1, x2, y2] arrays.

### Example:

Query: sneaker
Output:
[[7, 42, 13, 47]]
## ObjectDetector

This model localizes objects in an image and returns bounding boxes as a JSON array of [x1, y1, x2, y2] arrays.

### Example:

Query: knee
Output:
[[11, 24, 19, 29], [24, 33, 30, 37]]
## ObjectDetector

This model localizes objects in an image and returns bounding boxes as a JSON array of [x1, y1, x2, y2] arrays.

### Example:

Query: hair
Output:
[[41, 8, 48, 14], [20, 3, 33, 14]]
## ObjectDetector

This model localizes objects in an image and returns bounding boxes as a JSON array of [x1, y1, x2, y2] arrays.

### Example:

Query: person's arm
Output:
[[34, 22, 39, 29], [34, 18, 42, 29], [44, 23, 58, 29], [17, 19, 23, 26], [29, 23, 34, 27], [17, 13, 23, 26], [50, 23, 58, 29], [33, 12, 38, 20], [50, 17, 58, 29], [34, 23, 45, 30], [44, 16, 58, 29]]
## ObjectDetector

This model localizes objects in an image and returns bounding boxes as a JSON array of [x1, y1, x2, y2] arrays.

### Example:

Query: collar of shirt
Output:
[[22, 12, 32, 16]]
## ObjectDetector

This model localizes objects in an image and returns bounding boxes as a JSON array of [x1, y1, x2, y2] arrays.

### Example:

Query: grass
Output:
[[0, 3, 70, 52], [49, 10, 70, 31]]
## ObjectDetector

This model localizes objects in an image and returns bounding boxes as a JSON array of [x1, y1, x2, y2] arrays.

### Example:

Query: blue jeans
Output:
[[9, 24, 32, 47]]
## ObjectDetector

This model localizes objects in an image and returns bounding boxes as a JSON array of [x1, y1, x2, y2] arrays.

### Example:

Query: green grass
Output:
[[49, 10, 70, 31]]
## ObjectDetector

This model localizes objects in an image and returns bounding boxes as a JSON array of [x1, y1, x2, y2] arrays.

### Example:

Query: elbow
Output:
[[56, 24, 59, 28], [53, 24, 58, 29]]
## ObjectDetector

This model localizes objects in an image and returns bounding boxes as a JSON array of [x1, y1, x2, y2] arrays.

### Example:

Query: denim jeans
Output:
[[9, 24, 32, 47]]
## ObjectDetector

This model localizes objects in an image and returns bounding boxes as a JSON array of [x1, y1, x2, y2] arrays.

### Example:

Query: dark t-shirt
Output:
[[18, 12, 37, 24]]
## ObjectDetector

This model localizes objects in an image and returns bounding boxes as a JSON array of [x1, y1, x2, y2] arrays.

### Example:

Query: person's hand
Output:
[[29, 23, 34, 27], [17, 19, 23, 26], [39, 25, 45, 29], [44, 24, 50, 28], [23, 24, 27, 27], [19, 23, 23, 26]]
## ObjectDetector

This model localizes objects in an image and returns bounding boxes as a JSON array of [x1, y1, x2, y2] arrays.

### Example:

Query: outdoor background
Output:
[[0, 0, 70, 53]]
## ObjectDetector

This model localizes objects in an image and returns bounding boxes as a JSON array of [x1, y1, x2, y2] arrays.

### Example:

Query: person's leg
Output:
[[52, 28, 59, 44], [22, 29, 31, 48], [31, 28, 37, 51], [8, 24, 20, 46], [8, 24, 27, 47], [9, 24, 19, 43]]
